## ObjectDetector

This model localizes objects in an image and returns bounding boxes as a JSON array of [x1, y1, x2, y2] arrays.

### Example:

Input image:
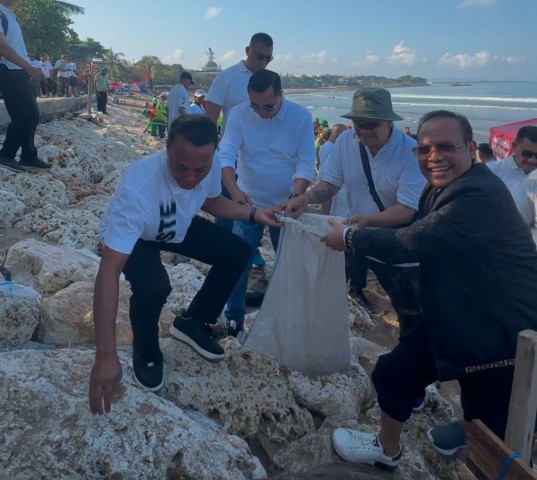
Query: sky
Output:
[[69, 0, 535, 82]]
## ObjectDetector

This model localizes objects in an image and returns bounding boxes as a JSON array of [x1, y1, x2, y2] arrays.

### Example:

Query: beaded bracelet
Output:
[[345, 228, 357, 254]]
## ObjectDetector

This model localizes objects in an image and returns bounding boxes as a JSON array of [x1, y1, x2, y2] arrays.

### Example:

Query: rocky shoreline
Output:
[[0, 104, 462, 479]]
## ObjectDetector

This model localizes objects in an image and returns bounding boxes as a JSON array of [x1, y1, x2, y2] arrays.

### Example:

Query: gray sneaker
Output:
[[0, 157, 25, 173], [427, 421, 467, 456]]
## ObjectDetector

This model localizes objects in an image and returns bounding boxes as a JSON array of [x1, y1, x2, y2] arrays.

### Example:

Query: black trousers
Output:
[[347, 252, 421, 339], [372, 321, 516, 440], [96, 90, 107, 113], [0, 65, 39, 161], [122, 216, 251, 353]]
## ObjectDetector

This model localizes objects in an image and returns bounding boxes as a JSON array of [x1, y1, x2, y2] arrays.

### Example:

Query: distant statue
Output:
[[206, 48, 215, 63], [202, 48, 219, 72]]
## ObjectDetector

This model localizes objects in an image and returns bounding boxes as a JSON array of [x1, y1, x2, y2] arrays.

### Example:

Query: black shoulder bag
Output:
[[359, 142, 385, 212]]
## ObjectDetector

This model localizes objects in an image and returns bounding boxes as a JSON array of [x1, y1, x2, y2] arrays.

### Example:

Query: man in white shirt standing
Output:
[[167, 71, 193, 128], [0, 0, 50, 173], [54, 54, 69, 97], [217, 70, 315, 336], [282, 87, 425, 341], [89, 116, 280, 413], [39, 54, 53, 97], [205, 32, 274, 251], [205, 32, 273, 133], [189, 89, 205, 115], [487, 126, 537, 195]]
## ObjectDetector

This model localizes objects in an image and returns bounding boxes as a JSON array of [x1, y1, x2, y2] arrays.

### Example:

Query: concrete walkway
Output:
[[0, 96, 89, 132]]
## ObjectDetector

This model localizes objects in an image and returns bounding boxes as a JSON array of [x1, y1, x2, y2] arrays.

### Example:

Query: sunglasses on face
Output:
[[353, 120, 381, 130], [412, 142, 464, 156], [255, 53, 273, 63], [521, 149, 537, 160], [249, 102, 277, 112]]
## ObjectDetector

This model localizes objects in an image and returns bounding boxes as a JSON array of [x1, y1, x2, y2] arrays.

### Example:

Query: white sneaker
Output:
[[332, 428, 402, 470]]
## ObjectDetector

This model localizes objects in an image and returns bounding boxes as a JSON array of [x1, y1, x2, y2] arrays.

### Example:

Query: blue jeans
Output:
[[225, 221, 280, 323]]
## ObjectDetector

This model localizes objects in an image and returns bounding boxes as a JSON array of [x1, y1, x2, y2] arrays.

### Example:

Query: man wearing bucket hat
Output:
[[167, 71, 194, 128], [189, 89, 206, 115], [281, 87, 425, 340]]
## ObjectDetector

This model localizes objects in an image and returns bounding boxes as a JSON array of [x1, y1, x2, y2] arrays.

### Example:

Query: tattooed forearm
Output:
[[308, 182, 339, 204]]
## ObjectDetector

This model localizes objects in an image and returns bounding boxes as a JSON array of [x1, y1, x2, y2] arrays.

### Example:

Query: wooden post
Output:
[[505, 329, 537, 464]]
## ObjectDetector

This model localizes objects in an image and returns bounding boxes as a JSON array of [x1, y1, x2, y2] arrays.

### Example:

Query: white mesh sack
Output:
[[244, 213, 351, 375]]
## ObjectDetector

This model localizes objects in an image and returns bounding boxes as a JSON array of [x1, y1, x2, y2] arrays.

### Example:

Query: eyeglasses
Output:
[[412, 142, 464, 156], [249, 102, 277, 112], [353, 120, 381, 130], [255, 53, 273, 63], [521, 149, 537, 160]]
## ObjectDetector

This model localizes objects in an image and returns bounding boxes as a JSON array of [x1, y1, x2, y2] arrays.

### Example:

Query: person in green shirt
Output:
[[95, 67, 109, 114]]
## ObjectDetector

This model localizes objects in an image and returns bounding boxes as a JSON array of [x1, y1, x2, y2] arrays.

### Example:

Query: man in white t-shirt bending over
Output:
[[89, 116, 280, 415]]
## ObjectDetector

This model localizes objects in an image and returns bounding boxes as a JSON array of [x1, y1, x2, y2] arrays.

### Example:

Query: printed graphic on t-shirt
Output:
[[156, 201, 177, 241]]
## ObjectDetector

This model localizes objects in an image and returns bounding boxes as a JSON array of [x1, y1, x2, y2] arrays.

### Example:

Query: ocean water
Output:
[[286, 81, 537, 144]]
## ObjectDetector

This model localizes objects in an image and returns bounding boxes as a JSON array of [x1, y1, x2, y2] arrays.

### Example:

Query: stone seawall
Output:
[[0, 96, 89, 132]]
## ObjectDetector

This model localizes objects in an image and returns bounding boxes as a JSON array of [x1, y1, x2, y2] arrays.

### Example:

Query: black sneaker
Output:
[[0, 157, 25, 173], [224, 319, 244, 338], [170, 310, 225, 362], [133, 346, 164, 392], [19, 157, 51, 172]]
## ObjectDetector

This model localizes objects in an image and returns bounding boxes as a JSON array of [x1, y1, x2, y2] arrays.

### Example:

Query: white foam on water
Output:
[[392, 93, 537, 104]]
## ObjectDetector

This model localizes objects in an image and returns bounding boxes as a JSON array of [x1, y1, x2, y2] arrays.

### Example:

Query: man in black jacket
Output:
[[321, 110, 537, 470]]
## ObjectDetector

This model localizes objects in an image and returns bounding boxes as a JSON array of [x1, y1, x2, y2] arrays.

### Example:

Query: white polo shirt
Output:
[[487, 155, 526, 196], [514, 170, 537, 245], [216, 97, 315, 208], [320, 127, 424, 216], [0, 5, 28, 70], [167, 84, 189, 127], [318, 141, 350, 218], [206, 60, 252, 133], [100, 150, 221, 255], [40, 60, 53, 78]]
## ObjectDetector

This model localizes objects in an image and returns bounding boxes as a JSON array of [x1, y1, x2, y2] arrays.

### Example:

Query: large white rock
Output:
[[0, 348, 266, 479], [163, 339, 373, 447], [0, 190, 25, 227], [5, 238, 99, 293], [16, 195, 109, 252], [0, 283, 41, 347], [0, 168, 69, 210], [39, 280, 175, 346]]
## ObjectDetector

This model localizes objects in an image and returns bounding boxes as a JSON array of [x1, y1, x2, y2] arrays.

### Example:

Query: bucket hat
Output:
[[194, 89, 206, 97], [342, 87, 402, 121]]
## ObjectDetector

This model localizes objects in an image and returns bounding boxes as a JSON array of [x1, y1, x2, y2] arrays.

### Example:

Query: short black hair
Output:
[[477, 143, 493, 156], [417, 110, 473, 142], [167, 116, 218, 150], [247, 69, 281, 94], [250, 33, 273, 47], [514, 126, 537, 145]]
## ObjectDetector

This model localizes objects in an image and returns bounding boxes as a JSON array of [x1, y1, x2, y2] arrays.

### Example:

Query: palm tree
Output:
[[56, 1, 84, 15], [105, 48, 129, 80]]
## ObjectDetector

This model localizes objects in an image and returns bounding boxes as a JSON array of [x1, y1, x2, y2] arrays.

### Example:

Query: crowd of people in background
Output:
[[24, 54, 86, 99]]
